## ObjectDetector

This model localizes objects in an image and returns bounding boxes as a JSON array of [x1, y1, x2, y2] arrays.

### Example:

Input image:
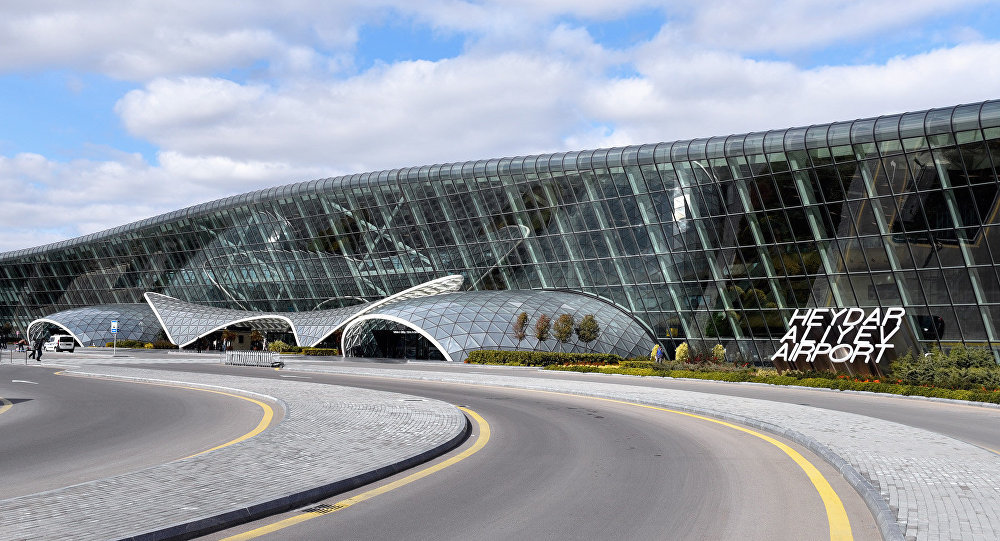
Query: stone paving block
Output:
[[0, 365, 468, 540], [281, 363, 1000, 541]]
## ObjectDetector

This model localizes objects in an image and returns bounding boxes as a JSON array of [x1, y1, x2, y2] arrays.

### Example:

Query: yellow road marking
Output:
[[300, 372, 854, 541], [0, 397, 12, 416], [535, 390, 854, 541], [55, 370, 275, 459], [222, 406, 490, 541], [180, 389, 274, 459]]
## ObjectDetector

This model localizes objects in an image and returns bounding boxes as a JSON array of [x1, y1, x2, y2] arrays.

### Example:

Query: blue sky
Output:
[[0, 1, 999, 252]]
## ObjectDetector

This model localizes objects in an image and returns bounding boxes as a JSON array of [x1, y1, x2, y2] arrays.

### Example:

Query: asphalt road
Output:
[[185, 366, 879, 540], [0, 365, 271, 497], [327, 360, 1000, 452]]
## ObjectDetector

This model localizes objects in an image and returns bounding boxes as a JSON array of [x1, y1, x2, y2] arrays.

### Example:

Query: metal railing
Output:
[[5, 347, 34, 364], [223, 350, 283, 368]]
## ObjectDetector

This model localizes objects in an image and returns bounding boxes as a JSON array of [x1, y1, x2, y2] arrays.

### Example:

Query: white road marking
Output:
[[11, 380, 37, 384], [279, 375, 310, 379]]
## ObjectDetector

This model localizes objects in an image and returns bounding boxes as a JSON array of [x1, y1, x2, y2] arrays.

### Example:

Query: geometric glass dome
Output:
[[342, 289, 658, 362], [27, 304, 160, 347]]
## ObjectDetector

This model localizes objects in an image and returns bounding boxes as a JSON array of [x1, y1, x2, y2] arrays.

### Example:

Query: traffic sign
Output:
[[111, 320, 118, 333]]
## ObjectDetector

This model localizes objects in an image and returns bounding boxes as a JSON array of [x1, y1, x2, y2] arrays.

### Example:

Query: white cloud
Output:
[[1, 2, 999, 253], [579, 41, 1000, 146], [116, 52, 598, 170], [673, 0, 990, 53]]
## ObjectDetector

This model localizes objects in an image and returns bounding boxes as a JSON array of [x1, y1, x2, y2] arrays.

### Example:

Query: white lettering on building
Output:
[[770, 307, 905, 365]]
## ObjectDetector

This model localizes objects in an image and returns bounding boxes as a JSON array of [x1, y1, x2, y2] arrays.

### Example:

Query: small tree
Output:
[[513, 312, 529, 342], [534, 314, 551, 341], [553, 314, 575, 344], [250, 329, 264, 349], [575, 314, 599, 344], [221, 329, 237, 350]]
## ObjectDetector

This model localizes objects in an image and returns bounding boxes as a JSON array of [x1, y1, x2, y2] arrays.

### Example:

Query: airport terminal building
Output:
[[3, 100, 1000, 365]]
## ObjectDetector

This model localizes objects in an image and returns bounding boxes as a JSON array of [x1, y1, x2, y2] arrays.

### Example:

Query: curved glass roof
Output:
[[3, 101, 994, 262], [144, 275, 465, 347], [27, 304, 160, 347], [341, 289, 657, 362]]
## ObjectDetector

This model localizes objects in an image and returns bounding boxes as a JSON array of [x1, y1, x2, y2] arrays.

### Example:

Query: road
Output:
[[177, 365, 881, 540], [323, 360, 1000, 452], [0, 365, 273, 497]]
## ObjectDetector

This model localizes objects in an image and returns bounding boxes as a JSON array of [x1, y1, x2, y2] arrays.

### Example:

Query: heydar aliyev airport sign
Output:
[[770, 307, 905, 366]]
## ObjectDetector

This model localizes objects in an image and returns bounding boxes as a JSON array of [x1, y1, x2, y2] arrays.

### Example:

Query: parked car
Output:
[[43, 335, 76, 352]]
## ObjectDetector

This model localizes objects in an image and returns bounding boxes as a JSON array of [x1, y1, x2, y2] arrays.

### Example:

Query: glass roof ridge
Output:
[[1, 99, 994, 262]]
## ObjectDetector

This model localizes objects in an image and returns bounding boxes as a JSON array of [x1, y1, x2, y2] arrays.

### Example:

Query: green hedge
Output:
[[465, 350, 623, 366], [106, 339, 146, 348], [301, 347, 338, 356], [542, 364, 1000, 404]]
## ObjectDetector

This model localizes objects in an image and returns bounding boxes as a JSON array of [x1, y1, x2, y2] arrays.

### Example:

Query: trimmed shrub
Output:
[[106, 339, 146, 348], [268, 340, 291, 353], [144, 343, 154, 349], [675, 342, 690, 363], [153, 340, 177, 349], [619, 359, 658, 370], [466, 350, 622, 366], [890, 346, 1000, 391], [301, 347, 338, 356]]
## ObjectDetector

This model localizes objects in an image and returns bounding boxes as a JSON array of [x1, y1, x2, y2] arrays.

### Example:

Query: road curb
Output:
[[124, 416, 471, 541], [6, 367, 470, 541]]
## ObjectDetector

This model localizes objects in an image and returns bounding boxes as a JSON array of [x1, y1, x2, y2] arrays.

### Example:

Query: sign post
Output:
[[111, 320, 118, 357]]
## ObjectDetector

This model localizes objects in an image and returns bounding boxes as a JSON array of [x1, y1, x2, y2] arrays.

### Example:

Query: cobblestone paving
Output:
[[0, 364, 467, 540], [281, 362, 1000, 541]]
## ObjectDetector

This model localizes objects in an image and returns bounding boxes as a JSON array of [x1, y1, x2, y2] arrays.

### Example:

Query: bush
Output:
[[268, 340, 291, 353], [675, 342, 690, 363], [106, 339, 146, 348], [144, 343, 154, 349], [619, 359, 658, 370], [301, 347, 338, 356], [890, 346, 1000, 391], [152, 340, 178, 349], [466, 350, 622, 366]]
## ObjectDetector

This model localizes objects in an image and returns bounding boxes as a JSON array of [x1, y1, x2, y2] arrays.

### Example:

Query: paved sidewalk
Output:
[[0, 365, 468, 540], [280, 361, 1000, 541]]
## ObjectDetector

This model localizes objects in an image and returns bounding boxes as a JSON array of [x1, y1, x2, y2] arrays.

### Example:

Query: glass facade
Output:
[[342, 290, 656, 362], [3, 100, 1000, 362]]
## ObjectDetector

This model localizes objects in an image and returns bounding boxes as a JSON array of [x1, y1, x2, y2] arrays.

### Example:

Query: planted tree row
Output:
[[512, 312, 599, 344]]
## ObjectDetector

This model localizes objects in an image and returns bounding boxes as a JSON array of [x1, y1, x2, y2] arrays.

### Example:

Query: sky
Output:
[[1, 0, 1000, 252]]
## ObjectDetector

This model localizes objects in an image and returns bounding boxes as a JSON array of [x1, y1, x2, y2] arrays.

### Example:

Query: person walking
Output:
[[28, 330, 49, 361]]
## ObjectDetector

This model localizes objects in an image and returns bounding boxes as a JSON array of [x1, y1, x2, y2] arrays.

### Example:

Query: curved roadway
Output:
[[187, 367, 880, 540], [0, 365, 273, 497]]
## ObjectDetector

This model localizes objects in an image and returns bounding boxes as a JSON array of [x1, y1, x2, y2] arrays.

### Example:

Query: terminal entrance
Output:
[[344, 319, 447, 361], [368, 329, 445, 360]]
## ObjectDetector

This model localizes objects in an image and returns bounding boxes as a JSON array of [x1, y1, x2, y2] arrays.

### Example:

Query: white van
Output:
[[43, 335, 76, 352]]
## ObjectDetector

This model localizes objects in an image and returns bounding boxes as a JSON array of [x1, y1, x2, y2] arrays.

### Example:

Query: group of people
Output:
[[2, 332, 48, 359]]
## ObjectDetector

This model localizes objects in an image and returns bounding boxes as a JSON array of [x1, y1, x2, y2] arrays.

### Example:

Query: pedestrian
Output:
[[28, 331, 48, 361]]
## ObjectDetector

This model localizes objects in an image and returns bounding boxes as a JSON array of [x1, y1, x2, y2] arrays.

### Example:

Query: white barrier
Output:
[[224, 350, 283, 368]]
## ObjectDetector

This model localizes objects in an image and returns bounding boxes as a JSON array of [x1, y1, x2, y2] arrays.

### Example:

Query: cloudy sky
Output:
[[1, 1, 999, 252]]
